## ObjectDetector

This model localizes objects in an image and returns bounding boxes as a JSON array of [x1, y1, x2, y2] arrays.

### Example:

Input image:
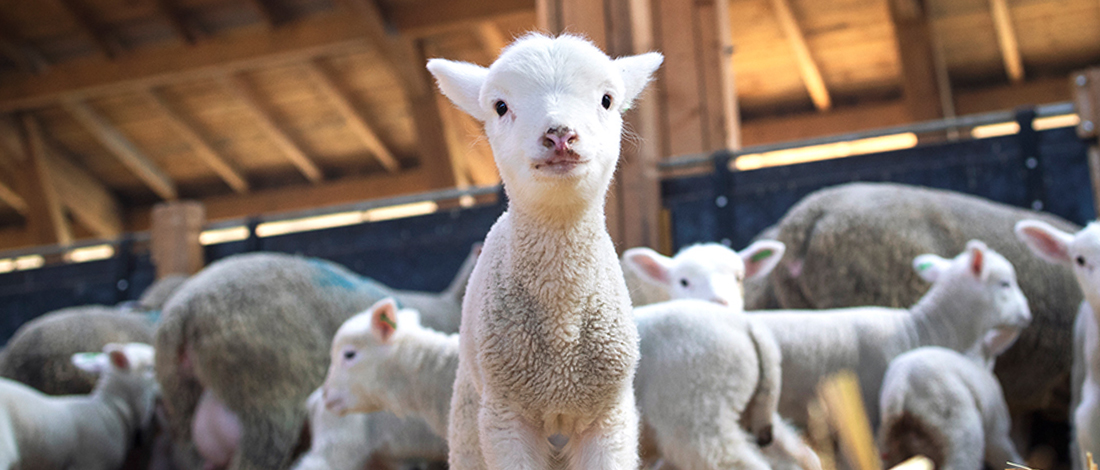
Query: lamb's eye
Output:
[[999, 281, 1011, 288], [343, 350, 356, 360], [679, 279, 689, 287], [601, 94, 612, 110], [495, 101, 508, 117], [1077, 256, 1087, 267]]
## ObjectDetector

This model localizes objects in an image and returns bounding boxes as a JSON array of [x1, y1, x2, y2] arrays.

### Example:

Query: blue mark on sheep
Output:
[[308, 259, 392, 301]]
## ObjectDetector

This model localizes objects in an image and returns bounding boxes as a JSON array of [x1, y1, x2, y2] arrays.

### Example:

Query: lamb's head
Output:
[[622, 240, 784, 309], [427, 34, 663, 212], [913, 240, 1032, 335], [1016, 220, 1100, 306], [71, 342, 159, 431], [322, 297, 421, 416]]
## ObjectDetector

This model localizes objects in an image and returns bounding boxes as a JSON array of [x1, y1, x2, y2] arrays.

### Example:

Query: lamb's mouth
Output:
[[534, 154, 588, 174]]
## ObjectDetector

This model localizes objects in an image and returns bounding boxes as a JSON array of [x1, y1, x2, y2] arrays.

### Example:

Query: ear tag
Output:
[[917, 261, 933, 272], [380, 313, 397, 330], [750, 249, 774, 263]]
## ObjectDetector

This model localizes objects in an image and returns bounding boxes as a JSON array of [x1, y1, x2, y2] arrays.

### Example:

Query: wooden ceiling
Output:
[[0, 0, 1096, 251]]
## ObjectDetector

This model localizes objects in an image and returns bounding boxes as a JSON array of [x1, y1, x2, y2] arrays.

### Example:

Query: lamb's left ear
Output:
[[71, 352, 108, 374], [740, 240, 786, 280], [103, 343, 132, 371], [913, 254, 950, 283], [426, 59, 489, 121], [614, 52, 663, 109], [966, 240, 989, 279], [368, 298, 400, 343]]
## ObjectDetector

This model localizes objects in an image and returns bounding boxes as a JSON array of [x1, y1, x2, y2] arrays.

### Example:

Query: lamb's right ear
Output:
[[71, 352, 108, 374], [614, 52, 663, 109], [1015, 219, 1074, 265], [912, 254, 950, 283], [740, 240, 786, 280], [426, 59, 488, 120], [369, 298, 400, 344], [623, 247, 673, 285]]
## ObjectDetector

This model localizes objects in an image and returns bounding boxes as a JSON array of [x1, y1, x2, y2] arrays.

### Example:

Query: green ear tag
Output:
[[750, 249, 774, 263], [77, 352, 98, 360], [917, 261, 934, 272], [380, 313, 397, 330]]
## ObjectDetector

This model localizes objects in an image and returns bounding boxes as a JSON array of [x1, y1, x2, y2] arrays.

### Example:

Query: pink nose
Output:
[[542, 127, 578, 154]]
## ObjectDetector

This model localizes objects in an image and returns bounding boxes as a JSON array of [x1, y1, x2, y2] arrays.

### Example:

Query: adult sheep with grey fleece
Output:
[[0, 274, 186, 396], [156, 248, 478, 470], [749, 182, 1081, 420]]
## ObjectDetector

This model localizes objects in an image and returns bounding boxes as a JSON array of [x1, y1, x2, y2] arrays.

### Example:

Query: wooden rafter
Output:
[[244, 0, 284, 27], [152, 0, 197, 45], [141, 89, 250, 193], [62, 99, 178, 200], [989, 0, 1024, 83], [301, 60, 400, 172], [0, 173, 28, 214], [43, 145, 123, 238], [388, 0, 534, 37], [768, 0, 831, 111], [0, 14, 48, 74], [888, 0, 942, 121], [55, 0, 116, 59], [20, 114, 73, 245], [222, 73, 324, 183], [475, 21, 509, 57]]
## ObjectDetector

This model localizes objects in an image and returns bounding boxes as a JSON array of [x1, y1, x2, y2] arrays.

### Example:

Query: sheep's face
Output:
[[623, 241, 784, 308], [322, 298, 416, 416], [1017, 220, 1100, 307], [428, 34, 662, 211], [913, 240, 1032, 334]]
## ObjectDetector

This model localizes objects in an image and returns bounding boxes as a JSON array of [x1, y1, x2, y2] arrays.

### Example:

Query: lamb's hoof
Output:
[[756, 425, 774, 447]]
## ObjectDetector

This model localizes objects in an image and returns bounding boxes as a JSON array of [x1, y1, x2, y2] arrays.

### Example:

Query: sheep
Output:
[[622, 241, 785, 308], [879, 328, 1025, 470], [155, 247, 479, 470], [749, 182, 1080, 423], [0, 342, 159, 470], [1015, 220, 1100, 468], [427, 33, 662, 470], [754, 240, 1032, 428], [323, 298, 820, 470]]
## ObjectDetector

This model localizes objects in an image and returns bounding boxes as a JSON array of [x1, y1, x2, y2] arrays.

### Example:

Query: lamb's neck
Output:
[[906, 283, 984, 352], [390, 328, 459, 436], [508, 198, 607, 233]]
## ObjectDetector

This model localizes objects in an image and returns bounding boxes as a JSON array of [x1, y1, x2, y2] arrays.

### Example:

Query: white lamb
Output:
[[323, 298, 820, 470], [755, 240, 1032, 428], [427, 33, 662, 469], [878, 328, 1025, 470], [1015, 220, 1100, 468], [0, 342, 159, 470], [623, 241, 785, 308]]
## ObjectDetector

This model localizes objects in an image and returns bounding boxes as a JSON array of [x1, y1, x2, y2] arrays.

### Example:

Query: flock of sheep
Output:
[[0, 32, 1097, 470]]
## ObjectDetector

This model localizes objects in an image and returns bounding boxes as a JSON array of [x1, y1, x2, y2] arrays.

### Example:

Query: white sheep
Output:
[[622, 241, 785, 308], [323, 298, 820, 470], [0, 342, 159, 470], [1015, 220, 1100, 468], [755, 240, 1032, 428], [879, 328, 1025, 470], [427, 33, 662, 470]]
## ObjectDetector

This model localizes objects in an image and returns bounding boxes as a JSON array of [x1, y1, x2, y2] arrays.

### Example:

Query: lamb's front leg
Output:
[[1076, 383, 1100, 469], [479, 396, 552, 470], [567, 389, 639, 470], [449, 375, 487, 470]]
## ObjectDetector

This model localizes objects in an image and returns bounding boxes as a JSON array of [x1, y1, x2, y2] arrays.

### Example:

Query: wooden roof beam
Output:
[[888, 0, 943, 121], [475, 21, 509, 57], [244, 0, 286, 27], [301, 60, 400, 172], [989, 0, 1024, 83], [141, 89, 251, 193], [222, 74, 324, 183], [0, 14, 49, 74], [62, 100, 178, 200], [768, 0, 831, 111], [55, 0, 117, 59], [19, 115, 73, 245], [388, 0, 534, 37], [152, 0, 198, 45], [0, 173, 28, 214], [43, 145, 123, 238]]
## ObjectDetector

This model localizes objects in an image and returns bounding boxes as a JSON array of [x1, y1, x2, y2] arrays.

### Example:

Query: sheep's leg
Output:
[[984, 433, 1023, 469], [566, 391, 639, 470], [1076, 390, 1100, 470], [477, 398, 550, 470], [448, 375, 487, 470], [228, 405, 306, 470]]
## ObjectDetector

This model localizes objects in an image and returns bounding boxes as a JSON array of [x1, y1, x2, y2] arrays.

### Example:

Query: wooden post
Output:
[[150, 201, 205, 278], [1074, 68, 1100, 217], [889, 0, 943, 122]]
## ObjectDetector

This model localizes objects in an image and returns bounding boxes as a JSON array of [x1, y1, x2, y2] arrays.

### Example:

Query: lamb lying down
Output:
[[879, 327, 1025, 470], [322, 298, 819, 470], [0, 342, 159, 470]]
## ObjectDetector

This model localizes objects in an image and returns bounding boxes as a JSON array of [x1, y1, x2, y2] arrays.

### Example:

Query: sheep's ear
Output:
[[966, 240, 988, 279], [104, 343, 132, 371], [426, 59, 488, 120], [740, 240, 785, 280], [912, 254, 949, 283], [1015, 219, 1074, 265], [623, 247, 673, 285], [369, 298, 400, 343], [614, 52, 663, 109], [71, 352, 108, 373]]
